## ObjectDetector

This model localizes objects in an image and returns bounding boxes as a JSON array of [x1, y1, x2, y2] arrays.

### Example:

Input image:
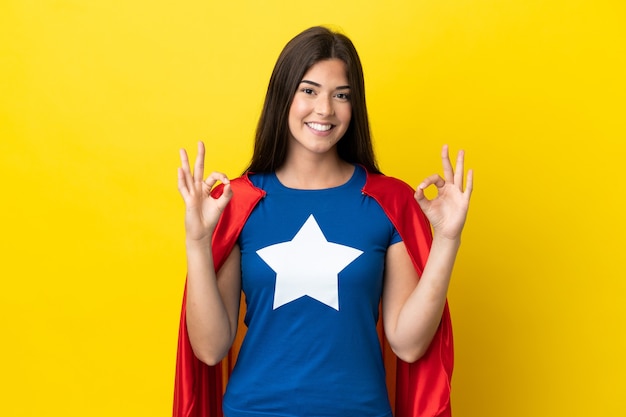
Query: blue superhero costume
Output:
[[173, 167, 453, 417], [223, 166, 400, 416]]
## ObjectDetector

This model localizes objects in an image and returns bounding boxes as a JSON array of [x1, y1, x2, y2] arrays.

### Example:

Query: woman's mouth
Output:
[[306, 122, 333, 132]]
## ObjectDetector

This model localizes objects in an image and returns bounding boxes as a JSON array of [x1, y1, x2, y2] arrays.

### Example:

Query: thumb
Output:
[[216, 183, 234, 210], [414, 184, 428, 202]]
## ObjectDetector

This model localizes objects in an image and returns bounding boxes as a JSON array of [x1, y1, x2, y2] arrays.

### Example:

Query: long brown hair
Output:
[[246, 26, 381, 174]]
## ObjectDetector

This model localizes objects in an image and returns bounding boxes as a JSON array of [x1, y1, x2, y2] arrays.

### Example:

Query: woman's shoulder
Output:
[[364, 171, 416, 197], [231, 174, 266, 195]]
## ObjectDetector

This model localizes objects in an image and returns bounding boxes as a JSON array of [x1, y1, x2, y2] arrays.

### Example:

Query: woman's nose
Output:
[[315, 95, 334, 116]]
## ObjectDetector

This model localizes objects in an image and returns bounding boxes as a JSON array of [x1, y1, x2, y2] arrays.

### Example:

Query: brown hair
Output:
[[246, 26, 381, 174]]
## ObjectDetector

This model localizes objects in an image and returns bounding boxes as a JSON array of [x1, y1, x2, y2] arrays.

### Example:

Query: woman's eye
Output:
[[335, 93, 350, 101], [301, 88, 315, 95]]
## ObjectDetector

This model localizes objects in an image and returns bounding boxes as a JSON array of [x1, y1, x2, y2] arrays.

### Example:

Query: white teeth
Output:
[[307, 122, 332, 132]]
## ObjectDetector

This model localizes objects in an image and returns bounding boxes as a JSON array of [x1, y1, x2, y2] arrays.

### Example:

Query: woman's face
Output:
[[287, 59, 352, 158]]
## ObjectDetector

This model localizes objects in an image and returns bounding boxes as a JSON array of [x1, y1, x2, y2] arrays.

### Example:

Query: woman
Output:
[[174, 26, 472, 417]]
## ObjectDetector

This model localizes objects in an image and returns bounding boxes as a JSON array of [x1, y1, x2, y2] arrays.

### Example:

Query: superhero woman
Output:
[[174, 26, 473, 417]]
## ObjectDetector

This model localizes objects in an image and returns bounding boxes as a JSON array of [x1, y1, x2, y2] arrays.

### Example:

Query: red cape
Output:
[[173, 171, 453, 417]]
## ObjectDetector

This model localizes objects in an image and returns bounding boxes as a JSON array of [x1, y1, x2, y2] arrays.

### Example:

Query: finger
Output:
[[414, 185, 428, 202], [179, 148, 191, 173], [177, 167, 190, 199], [464, 169, 474, 199], [203, 171, 230, 191], [216, 183, 234, 210], [441, 145, 454, 183], [179, 148, 194, 192], [454, 149, 465, 190], [414, 186, 430, 211], [193, 141, 205, 184], [418, 174, 446, 192]]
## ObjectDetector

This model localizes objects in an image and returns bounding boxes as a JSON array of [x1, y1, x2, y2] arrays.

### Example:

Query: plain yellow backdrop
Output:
[[1, 0, 624, 416]]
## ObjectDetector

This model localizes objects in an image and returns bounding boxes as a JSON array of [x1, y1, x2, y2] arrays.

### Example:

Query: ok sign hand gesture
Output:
[[177, 141, 233, 244], [414, 145, 473, 241]]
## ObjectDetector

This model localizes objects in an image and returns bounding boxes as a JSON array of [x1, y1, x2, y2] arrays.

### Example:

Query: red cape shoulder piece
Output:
[[173, 172, 453, 417]]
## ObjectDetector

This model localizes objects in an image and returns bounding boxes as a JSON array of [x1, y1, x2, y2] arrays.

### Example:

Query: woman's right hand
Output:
[[177, 141, 233, 244]]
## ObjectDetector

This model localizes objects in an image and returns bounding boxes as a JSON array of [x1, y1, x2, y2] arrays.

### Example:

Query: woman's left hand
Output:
[[414, 145, 474, 241]]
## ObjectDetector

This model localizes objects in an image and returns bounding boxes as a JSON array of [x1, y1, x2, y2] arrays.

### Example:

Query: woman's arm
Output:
[[383, 145, 473, 363], [177, 141, 240, 365], [382, 237, 459, 363], [185, 243, 241, 366]]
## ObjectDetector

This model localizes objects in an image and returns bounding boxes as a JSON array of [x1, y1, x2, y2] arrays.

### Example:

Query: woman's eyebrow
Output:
[[300, 80, 351, 90]]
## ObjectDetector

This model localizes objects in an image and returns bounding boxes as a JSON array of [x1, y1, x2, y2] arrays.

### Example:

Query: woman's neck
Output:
[[275, 155, 354, 190]]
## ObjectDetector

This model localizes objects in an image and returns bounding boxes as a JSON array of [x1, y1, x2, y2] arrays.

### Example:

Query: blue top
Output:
[[222, 166, 401, 417]]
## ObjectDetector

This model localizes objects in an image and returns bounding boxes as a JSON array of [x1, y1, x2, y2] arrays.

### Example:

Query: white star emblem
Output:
[[256, 214, 363, 310]]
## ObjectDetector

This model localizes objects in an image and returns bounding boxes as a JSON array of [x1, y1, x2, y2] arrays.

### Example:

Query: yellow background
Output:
[[1, 0, 624, 416]]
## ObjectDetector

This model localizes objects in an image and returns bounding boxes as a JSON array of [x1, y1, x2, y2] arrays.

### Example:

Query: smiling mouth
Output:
[[306, 122, 333, 132]]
